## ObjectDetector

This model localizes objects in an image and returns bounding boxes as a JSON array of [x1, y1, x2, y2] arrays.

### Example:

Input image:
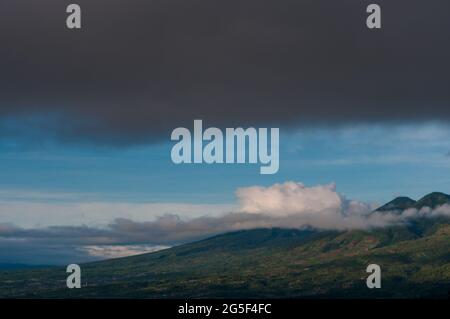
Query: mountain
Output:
[[414, 192, 450, 209], [375, 192, 450, 212], [1, 194, 450, 299], [374, 196, 417, 212]]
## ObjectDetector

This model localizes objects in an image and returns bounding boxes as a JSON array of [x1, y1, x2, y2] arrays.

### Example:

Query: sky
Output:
[[1, 122, 450, 265], [0, 0, 450, 265], [2, 123, 450, 211]]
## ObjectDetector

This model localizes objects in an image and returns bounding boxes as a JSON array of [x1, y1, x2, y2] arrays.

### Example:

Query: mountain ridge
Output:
[[374, 191, 450, 212], [414, 192, 450, 209], [1, 192, 450, 298]]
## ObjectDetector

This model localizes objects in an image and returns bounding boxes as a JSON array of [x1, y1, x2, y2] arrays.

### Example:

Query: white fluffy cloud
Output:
[[237, 182, 343, 217], [235, 181, 376, 229], [235, 181, 450, 230]]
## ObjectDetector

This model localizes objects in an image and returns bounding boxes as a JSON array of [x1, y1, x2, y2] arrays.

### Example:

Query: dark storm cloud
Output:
[[0, 0, 449, 144]]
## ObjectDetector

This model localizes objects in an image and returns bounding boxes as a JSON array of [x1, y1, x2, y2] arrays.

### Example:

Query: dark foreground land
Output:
[[1, 217, 449, 298], [1, 192, 450, 298]]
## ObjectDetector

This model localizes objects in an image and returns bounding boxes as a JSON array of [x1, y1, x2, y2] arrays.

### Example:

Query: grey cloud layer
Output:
[[2, 181, 450, 264], [2, 205, 450, 245], [1, 0, 449, 144]]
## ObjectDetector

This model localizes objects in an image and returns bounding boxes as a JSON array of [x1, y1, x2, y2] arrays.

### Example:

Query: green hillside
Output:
[[1, 218, 450, 298], [1, 193, 450, 299]]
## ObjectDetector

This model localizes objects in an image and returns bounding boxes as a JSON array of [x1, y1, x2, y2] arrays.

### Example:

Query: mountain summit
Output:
[[414, 192, 450, 209], [374, 196, 416, 212], [375, 192, 450, 213]]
